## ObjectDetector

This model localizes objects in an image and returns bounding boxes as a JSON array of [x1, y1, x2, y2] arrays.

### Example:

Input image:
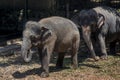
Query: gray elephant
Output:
[[21, 16, 80, 77], [72, 6, 120, 60]]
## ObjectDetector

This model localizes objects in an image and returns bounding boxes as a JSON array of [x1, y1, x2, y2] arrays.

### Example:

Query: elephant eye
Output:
[[30, 36, 36, 42], [30, 36, 35, 40], [90, 22, 96, 27], [30, 35, 40, 43]]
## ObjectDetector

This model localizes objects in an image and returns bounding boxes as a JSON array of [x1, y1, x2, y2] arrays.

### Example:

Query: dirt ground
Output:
[[0, 39, 120, 80], [0, 51, 120, 80]]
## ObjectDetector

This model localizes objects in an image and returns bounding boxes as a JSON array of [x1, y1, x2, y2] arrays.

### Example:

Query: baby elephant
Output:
[[21, 16, 80, 77]]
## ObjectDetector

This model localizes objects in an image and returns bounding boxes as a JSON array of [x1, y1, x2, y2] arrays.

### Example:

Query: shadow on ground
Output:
[[12, 66, 70, 79]]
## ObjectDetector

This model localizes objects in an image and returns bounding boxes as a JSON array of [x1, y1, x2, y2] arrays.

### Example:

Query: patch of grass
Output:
[[0, 51, 120, 80]]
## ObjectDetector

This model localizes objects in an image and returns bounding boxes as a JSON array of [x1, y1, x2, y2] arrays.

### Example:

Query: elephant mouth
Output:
[[82, 26, 90, 32], [32, 43, 38, 46], [23, 49, 33, 62], [26, 50, 30, 58]]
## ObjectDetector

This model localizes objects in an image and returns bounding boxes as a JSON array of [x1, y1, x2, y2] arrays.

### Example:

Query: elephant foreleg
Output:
[[39, 43, 54, 78], [98, 34, 107, 59]]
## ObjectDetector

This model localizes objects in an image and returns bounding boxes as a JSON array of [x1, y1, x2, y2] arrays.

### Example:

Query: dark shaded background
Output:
[[0, 0, 120, 41]]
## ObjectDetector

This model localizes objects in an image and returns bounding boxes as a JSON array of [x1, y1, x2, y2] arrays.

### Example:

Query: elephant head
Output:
[[21, 21, 52, 62], [78, 10, 105, 60]]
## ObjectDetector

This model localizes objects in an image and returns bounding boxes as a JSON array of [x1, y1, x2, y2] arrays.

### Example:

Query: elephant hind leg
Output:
[[71, 38, 79, 69], [56, 52, 65, 69]]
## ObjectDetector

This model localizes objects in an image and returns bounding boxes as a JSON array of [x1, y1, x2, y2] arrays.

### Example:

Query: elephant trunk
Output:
[[21, 48, 33, 62], [21, 37, 32, 62]]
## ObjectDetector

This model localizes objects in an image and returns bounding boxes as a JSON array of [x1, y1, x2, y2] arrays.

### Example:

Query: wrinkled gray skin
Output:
[[72, 6, 120, 60], [21, 16, 80, 77]]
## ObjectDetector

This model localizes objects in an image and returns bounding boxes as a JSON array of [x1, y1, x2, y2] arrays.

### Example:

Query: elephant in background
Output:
[[72, 6, 120, 60], [21, 16, 80, 77]]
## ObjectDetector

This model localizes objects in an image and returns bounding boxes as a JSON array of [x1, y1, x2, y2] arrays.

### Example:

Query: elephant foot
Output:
[[100, 55, 107, 60], [71, 64, 78, 69], [94, 56, 100, 61], [40, 72, 49, 78], [87, 56, 100, 62]]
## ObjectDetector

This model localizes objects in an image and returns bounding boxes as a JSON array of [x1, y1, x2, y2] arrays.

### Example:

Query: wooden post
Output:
[[25, 0, 28, 21], [66, 0, 70, 18]]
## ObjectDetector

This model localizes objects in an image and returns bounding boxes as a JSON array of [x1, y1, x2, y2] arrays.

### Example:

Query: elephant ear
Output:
[[97, 14, 105, 28], [40, 26, 52, 41]]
